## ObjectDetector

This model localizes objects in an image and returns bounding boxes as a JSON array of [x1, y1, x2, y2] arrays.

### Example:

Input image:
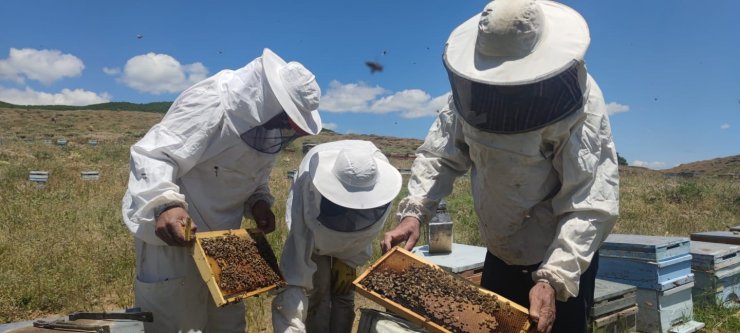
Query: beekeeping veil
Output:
[[240, 48, 322, 153], [444, 0, 590, 133]]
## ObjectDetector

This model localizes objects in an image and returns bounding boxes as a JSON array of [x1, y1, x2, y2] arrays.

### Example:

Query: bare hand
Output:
[[529, 281, 556, 333], [155, 207, 197, 246], [251, 200, 276, 234], [380, 217, 421, 253]]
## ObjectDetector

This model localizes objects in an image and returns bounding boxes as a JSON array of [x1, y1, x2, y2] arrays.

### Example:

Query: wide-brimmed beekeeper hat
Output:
[[310, 146, 402, 209], [262, 48, 322, 135], [444, 0, 590, 85]]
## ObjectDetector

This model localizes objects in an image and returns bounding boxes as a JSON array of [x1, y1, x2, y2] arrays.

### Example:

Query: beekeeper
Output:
[[381, 1, 619, 333], [272, 140, 402, 333], [121, 48, 322, 332]]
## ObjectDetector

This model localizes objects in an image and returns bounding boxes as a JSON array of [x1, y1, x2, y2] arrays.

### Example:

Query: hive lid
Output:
[[690, 231, 740, 246], [690, 240, 740, 271], [601, 234, 690, 261], [412, 243, 487, 273]]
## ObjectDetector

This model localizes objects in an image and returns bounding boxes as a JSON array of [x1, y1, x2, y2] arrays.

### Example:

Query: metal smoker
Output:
[[427, 200, 453, 253]]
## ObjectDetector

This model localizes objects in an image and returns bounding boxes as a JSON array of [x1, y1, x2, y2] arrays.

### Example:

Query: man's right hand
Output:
[[155, 206, 196, 246], [380, 216, 421, 253]]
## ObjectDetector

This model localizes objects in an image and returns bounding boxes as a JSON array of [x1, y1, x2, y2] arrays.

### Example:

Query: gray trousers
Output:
[[305, 254, 355, 333]]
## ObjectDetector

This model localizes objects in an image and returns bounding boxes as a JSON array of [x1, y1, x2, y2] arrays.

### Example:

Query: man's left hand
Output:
[[331, 258, 356, 295], [251, 200, 276, 234], [529, 281, 556, 333]]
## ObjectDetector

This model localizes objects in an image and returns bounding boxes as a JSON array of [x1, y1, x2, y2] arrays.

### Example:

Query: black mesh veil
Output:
[[446, 61, 585, 133], [317, 196, 390, 232], [240, 112, 300, 154]]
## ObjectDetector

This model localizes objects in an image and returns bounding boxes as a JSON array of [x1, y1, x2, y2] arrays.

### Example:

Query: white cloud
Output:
[[632, 160, 667, 169], [606, 102, 629, 115], [320, 81, 388, 112], [320, 80, 448, 118], [0, 48, 84, 85], [322, 122, 338, 131], [720, 123, 731, 130], [0, 86, 110, 106], [121, 53, 208, 94], [397, 93, 449, 119], [103, 67, 120, 75]]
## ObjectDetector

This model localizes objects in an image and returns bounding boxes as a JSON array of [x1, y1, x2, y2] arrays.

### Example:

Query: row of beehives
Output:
[[28, 170, 101, 185], [10, 138, 99, 146], [592, 231, 740, 333]]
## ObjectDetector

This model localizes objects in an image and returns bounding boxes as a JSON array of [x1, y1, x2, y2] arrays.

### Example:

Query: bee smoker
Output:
[[427, 200, 453, 253]]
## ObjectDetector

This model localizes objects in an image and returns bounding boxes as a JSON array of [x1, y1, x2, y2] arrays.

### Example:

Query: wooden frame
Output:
[[353, 247, 531, 333], [191, 228, 284, 307]]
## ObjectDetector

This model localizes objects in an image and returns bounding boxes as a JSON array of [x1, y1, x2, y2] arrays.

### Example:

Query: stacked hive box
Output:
[[690, 241, 740, 308], [590, 279, 637, 333], [691, 230, 740, 245], [412, 243, 487, 285], [597, 234, 704, 333]]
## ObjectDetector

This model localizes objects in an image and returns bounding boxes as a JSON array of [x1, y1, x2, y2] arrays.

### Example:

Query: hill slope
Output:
[[2, 106, 736, 177], [661, 155, 740, 178], [0, 100, 172, 113]]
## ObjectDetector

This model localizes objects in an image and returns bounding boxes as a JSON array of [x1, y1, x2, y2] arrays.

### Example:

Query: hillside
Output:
[[661, 155, 740, 178], [3, 106, 738, 178], [0, 100, 171, 113], [0, 107, 423, 160]]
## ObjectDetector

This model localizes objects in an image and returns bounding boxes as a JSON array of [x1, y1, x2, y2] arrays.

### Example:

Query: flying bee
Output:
[[365, 61, 383, 74]]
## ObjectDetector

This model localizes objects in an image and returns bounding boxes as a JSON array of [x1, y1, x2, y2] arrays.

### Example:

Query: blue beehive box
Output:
[[600, 234, 690, 262], [81, 171, 100, 181], [599, 255, 694, 291], [599, 234, 693, 291], [635, 281, 704, 333], [690, 231, 740, 246], [589, 279, 637, 333], [28, 171, 49, 188], [690, 241, 740, 308]]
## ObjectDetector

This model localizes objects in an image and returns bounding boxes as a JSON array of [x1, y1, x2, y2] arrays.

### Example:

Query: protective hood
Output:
[[217, 57, 285, 135]]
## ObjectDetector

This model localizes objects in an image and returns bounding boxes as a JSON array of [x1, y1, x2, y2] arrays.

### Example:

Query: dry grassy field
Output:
[[1, 108, 738, 332]]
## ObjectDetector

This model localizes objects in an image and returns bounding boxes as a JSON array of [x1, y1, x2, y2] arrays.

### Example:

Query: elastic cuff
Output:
[[532, 269, 570, 302], [154, 202, 185, 219]]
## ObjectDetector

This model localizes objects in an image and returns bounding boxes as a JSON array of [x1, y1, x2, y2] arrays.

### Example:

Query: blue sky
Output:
[[1, 0, 737, 169]]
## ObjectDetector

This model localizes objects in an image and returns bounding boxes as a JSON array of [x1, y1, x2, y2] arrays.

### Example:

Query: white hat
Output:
[[444, 0, 590, 85], [262, 48, 322, 135], [310, 147, 402, 209]]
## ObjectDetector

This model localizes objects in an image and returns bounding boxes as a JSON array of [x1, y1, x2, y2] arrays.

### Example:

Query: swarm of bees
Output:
[[201, 234, 284, 293], [361, 265, 500, 332]]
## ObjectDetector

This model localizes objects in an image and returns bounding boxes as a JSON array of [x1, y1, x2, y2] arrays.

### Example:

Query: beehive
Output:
[[80, 171, 100, 181], [354, 247, 530, 333], [690, 231, 740, 246], [690, 241, 740, 308], [590, 279, 637, 333], [192, 228, 285, 307], [598, 234, 703, 333], [599, 234, 693, 291], [412, 243, 487, 285]]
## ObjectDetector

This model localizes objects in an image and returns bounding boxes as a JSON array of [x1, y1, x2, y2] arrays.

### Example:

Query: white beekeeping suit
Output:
[[121, 48, 321, 332], [273, 140, 402, 333], [382, 1, 619, 332]]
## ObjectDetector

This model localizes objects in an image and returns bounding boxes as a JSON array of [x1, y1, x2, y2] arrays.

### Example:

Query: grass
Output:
[[1, 108, 739, 331]]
